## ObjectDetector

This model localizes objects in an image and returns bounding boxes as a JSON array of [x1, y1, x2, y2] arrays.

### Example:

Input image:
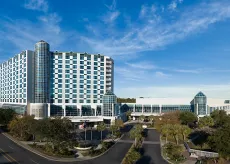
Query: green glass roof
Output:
[[195, 91, 206, 97]]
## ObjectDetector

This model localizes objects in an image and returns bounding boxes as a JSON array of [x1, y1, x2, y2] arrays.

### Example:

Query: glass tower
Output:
[[102, 91, 117, 117], [34, 40, 50, 103], [191, 91, 207, 115]]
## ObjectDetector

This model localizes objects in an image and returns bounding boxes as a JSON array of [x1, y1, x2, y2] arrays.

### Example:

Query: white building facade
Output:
[[0, 41, 120, 124], [120, 92, 230, 118]]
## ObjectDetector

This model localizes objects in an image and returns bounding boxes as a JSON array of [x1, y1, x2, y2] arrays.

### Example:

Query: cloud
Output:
[[24, 0, 48, 12], [0, 12, 68, 52], [173, 69, 201, 73], [102, 0, 120, 24], [155, 71, 171, 78], [82, 1, 230, 57], [168, 1, 178, 11], [116, 84, 230, 98], [168, 0, 183, 11], [105, 0, 117, 11], [103, 11, 120, 24], [115, 67, 145, 81], [139, 4, 156, 18], [125, 61, 156, 70]]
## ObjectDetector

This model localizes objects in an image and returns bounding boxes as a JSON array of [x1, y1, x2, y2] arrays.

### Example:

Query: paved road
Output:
[[136, 129, 168, 164], [0, 126, 133, 164]]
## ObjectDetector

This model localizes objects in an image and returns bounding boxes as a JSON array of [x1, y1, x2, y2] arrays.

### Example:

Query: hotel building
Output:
[[0, 41, 122, 124], [1, 41, 229, 124]]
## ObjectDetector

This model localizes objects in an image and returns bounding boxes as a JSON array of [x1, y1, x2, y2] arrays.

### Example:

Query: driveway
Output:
[[136, 129, 168, 164], [0, 126, 133, 164]]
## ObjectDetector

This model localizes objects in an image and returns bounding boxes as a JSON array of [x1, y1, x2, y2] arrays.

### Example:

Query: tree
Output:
[[110, 125, 118, 136], [8, 115, 35, 140], [130, 124, 143, 148], [161, 124, 171, 143], [198, 116, 214, 128], [97, 122, 106, 141], [210, 110, 229, 128], [149, 115, 156, 125], [170, 124, 181, 145], [180, 125, 191, 141], [115, 119, 124, 129], [117, 98, 136, 103], [126, 111, 132, 120], [139, 115, 145, 121], [208, 123, 230, 159], [163, 143, 184, 162], [0, 108, 16, 125], [179, 111, 197, 125]]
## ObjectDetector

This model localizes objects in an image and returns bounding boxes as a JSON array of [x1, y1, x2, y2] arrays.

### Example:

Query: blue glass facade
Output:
[[34, 40, 50, 103]]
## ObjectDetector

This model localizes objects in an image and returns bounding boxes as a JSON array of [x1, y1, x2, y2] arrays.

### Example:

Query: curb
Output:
[[2, 132, 125, 162]]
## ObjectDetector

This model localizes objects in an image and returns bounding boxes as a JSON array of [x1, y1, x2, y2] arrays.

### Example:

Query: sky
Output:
[[1, 0, 230, 99]]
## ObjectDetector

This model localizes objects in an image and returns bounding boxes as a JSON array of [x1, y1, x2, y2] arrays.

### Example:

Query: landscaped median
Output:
[[121, 124, 144, 164], [121, 142, 142, 164]]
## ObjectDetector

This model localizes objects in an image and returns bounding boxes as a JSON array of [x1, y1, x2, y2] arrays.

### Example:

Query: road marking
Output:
[[0, 148, 20, 164], [0, 148, 12, 162], [9, 146, 14, 149], [30, 159, 39, 164]]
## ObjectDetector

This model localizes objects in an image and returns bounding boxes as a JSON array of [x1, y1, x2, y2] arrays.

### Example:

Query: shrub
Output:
[[163, 143, 185, 162]]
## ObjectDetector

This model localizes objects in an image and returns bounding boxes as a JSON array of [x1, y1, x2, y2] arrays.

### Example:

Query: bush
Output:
[[122, 144, 141, 164], [83, 141, 115, 157], [163, 143, 185, 162]]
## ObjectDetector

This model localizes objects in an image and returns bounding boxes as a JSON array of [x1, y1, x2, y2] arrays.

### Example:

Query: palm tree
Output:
[[130, 124, 143, 148], [126, 111, 132, 120], [149, 115, 156, 126], [139, 115, 145, 122], [161, 124, 171, 144], [115, 119, 124, 129], [180, 125, 191, 141], [97, 122, 106, 141], [110, 125, 118, 136], [170, 124, 181, 145]]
